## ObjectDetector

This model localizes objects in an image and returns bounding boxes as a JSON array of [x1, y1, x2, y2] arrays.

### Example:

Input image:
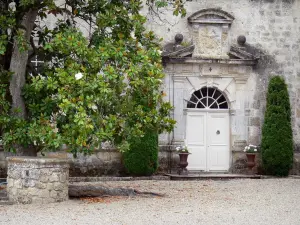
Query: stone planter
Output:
[[246, 153, 256, 170], [7, 157, 69, 204], [178, 153, 190, 175]]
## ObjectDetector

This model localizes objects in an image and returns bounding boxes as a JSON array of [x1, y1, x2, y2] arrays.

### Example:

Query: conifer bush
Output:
[[261, 76, 293, 176], [123, 131, 158, 176]]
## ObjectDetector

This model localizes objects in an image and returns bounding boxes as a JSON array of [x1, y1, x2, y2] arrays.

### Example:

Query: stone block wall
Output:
[[146, 0, 300, 149], [2, 147, 300, 176], [0, 148, 179, 178], [7, 157, 69, 204], [38, 147, 179, 177]]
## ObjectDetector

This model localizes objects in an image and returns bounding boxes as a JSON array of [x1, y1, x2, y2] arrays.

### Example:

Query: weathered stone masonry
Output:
[[147, 0, 300, 172], [150, 0, 300, 149], [1, 0, 300, 176], [7, 157, 69, 204]]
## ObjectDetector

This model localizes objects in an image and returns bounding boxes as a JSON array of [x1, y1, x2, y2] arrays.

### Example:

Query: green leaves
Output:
[[261, 76, 293, 176], [1, 0, 176, 156]]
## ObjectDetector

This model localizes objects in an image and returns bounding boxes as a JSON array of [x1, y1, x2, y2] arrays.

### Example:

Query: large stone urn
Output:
[[178, 153, 190, 175], [246, 153, 256, 170], [7, 157, 69, 204]]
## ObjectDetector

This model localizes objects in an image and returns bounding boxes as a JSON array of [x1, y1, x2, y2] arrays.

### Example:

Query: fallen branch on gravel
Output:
[[69, 183, 165, 198]]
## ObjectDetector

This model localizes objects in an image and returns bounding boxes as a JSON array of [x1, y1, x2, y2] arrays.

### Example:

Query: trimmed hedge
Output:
[[123, 131, 158, 176], [261, 76, 293, 176]]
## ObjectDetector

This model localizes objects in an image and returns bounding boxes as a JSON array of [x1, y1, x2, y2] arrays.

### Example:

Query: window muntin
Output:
[[187, 87, 228, 109]]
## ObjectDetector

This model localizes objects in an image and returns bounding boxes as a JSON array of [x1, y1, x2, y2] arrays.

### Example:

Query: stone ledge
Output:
[[7, 157, 69, 166], [69, 175, 170, 182]]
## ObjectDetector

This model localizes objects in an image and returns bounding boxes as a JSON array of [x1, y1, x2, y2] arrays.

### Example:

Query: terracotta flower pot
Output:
[[178, 152, 190, 175], [246, 153, 256, 170]]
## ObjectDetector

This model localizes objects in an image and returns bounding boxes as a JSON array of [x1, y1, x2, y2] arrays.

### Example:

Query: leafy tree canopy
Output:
[[0, 0, 181, 155]]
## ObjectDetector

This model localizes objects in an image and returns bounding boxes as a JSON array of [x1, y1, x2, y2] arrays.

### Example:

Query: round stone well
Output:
[[7, 157, 69, 204]]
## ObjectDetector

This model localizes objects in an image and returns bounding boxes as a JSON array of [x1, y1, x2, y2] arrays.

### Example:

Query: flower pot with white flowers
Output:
[[243, 144, 258, 170], [176, 146, 190, 175]]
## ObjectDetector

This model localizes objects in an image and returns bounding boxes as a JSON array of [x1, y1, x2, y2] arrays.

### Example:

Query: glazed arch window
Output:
[[187, 87, 229, 109]]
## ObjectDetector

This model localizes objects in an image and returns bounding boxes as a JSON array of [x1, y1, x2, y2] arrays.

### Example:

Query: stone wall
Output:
[[7, 157, 69, 204], [2, 147, 300, 176], [0, 147, 179, 177], [146, 0, 300, 150], [42, 148, 179, 176]]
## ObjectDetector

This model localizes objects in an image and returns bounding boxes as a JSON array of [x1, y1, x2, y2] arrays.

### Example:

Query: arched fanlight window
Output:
[[187, 87, 229, 109]]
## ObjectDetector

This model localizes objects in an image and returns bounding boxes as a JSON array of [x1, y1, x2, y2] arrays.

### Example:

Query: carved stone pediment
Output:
[[188, 8, 234, 25], [162, 9, 259, 66], [188, 8, 234, 59]]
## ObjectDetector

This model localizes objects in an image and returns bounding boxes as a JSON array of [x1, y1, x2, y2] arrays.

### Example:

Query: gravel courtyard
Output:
[[1, 178, 300, 225]]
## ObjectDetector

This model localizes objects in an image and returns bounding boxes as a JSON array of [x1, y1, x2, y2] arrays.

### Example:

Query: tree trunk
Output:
[[69, 183, 165, 197], [9, 9, 38, 156]]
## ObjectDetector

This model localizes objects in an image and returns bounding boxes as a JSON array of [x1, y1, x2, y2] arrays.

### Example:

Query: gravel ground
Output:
[[1, 178, 300, 225]]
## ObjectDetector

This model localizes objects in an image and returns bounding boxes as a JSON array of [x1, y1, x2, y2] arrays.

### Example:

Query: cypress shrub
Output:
[[261, 76, 293, 176], [123, 130, 158, 176]]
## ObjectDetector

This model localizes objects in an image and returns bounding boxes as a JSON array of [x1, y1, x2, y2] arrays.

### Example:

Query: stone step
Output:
[[0, 191, 13, 205], [0, 200, 13, 205], [0, 195, 8, 200], [166, 173, 262, 181]]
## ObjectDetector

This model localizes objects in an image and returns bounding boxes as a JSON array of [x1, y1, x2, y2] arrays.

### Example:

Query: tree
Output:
[[0, 0, 184, 156], [261, 76, 293, 176]]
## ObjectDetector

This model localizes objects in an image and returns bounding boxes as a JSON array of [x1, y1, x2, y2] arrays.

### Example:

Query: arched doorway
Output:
[[185, 87, 230, 172]]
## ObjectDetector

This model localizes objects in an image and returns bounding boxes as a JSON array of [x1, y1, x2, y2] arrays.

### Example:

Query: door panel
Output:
[[186, 112, 206, 170], [186, 111, 230, 172], [207, 113, 229, 171]]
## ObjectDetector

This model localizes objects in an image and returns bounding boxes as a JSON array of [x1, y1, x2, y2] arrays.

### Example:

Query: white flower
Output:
[[254, 149, 257, 152], [91, 104, 97, 111], [130, 31, 135, 39], [176, 147, 180, 151], [75, 72, 83, 80], [53, 128, 59, 133], [105, 27, 112, 33], [97, 70, 104, 76], [9, 2, 16, 12], [157, 50, 162, 55]]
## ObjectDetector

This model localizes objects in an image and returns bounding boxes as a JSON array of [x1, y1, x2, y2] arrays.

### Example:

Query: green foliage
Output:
[[123, 130, 158, 176], [0, 0, 179, 155], [261, 76, 293, 176]]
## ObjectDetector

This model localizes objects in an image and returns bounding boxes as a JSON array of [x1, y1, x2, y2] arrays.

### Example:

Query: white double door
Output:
[[186, 110, 230, 172]]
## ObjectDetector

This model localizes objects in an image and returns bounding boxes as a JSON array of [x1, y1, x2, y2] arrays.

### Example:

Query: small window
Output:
[[187, 87, 229, 109], [29, 54, 44, 75]]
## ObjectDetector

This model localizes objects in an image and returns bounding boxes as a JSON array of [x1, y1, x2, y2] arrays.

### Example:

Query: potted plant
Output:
[[244, 144, 258, 170], [176, 145, 190, 175]]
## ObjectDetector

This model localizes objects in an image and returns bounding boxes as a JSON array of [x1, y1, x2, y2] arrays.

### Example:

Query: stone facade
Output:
[[1, 0, 300, 176], [152, 0, 300, 147], [6, 157, 69, 204], [148, 0, 300, 172], [0, 148, 180, 177], [41, 148, 179, 176]]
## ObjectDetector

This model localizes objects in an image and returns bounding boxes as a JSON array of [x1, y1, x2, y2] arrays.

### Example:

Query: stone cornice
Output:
[[163, 57, 258, 66]]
